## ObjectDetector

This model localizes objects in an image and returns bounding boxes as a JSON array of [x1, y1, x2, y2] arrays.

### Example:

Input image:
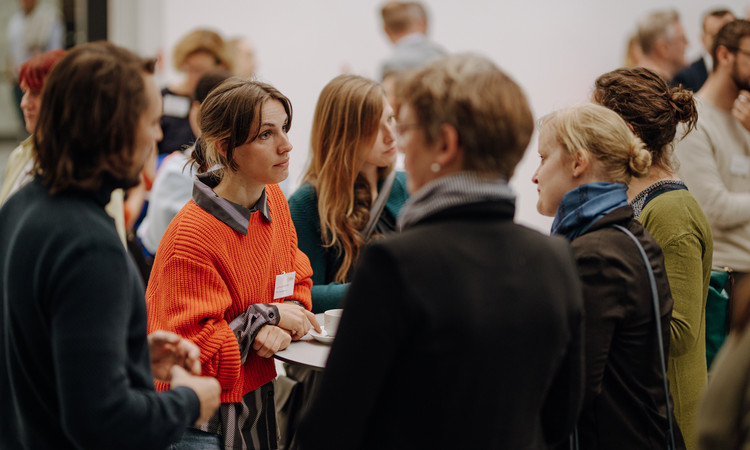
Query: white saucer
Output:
[[309, 327, 335, 344]]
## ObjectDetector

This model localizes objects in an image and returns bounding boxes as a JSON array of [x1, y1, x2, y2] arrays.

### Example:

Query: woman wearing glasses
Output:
[[288, 74, 408, 313], [297, 54, 585, 449]]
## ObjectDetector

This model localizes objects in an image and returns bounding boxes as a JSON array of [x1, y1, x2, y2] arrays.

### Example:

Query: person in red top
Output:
[[146, 77, 320, 449]]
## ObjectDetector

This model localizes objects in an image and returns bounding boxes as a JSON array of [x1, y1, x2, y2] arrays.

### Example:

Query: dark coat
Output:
[[672, 57, 708, 92], [570, 206, 686, 450], [298, 199, 585, 450]]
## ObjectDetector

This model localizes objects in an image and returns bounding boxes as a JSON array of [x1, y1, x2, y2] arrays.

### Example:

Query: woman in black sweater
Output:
[[297, 53, 585, 450]]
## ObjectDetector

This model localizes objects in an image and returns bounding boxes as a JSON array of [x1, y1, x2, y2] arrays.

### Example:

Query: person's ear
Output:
[[716, 44, 734, 67], [216, 140, 228, 158], [434, 123, 462, 169], [571, 150, 590, 178]]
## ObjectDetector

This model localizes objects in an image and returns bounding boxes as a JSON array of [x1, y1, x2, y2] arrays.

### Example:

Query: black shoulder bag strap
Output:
[[362, 169, 397, 241], [611, 224, 676, 450], [570, 224, 676, 450]]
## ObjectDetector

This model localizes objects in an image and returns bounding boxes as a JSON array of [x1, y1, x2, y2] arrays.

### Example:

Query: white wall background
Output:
[[110, 0, 750, 232]]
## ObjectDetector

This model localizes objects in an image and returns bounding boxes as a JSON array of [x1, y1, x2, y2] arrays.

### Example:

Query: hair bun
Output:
[[189, 136, 208, 173], [669, 86, 698, 125], [628, 136, 651, 177]]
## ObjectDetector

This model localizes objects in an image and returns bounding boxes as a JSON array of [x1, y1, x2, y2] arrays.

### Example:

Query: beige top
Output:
[[675, 97, 750, 271], [697, 329, 750, 449], [0, 137, 34, 207]]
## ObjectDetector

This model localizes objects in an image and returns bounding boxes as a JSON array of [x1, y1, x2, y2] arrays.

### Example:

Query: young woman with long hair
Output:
[[288, 74, 408, 313]]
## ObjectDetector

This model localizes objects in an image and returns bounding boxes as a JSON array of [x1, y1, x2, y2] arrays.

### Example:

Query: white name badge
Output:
[[163, 94, 191, 118], [274, 271, 296, 299], [731, 155, 750, 176]]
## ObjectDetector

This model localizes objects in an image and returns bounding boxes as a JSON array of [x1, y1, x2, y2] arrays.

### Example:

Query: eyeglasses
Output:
[[395, 123, 422, 141], [731, 47, 750, 58]]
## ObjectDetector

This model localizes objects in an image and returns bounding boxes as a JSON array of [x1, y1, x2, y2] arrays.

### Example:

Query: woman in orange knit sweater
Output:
[[146, 78, 320, 449]]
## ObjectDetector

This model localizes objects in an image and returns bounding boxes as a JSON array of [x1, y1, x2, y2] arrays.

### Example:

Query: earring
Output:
[[430, 162, 441, 173]]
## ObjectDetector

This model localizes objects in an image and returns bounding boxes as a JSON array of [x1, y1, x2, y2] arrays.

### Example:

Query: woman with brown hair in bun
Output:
[[594, 67, 712, 450], [146, 78, 320, 449], [533, 103, 685, 449]]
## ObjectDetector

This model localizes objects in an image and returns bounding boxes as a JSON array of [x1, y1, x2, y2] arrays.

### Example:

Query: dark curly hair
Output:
[[593, 66, 697, 170]]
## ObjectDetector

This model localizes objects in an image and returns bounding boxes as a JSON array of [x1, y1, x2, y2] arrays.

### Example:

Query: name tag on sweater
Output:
[[731, 155, 750, 176], [274, 272, 296, 299]]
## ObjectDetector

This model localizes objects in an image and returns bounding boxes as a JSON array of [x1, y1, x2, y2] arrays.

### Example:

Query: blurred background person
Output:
[[696, 275, 750, 449], [673, 8, 735, 91], [675, 19, 750, 324], [379, 1, 446, 105], [288, 74, 408, 314], [158, 28, 232, 158], [0, 48, 65, 205], [638, 9, 689, 82], [298, 53, 585, 450], [533, 104, 685, 449], [6, 0, 63, 139], [227, 36, 257, 78], [594, 66, 712, 450], [0, 41, 220, 450], [146, 78, 319, 449], [0, 48, 128, 247], [624, 32, 644, 67], [137, 69, 231, 262]]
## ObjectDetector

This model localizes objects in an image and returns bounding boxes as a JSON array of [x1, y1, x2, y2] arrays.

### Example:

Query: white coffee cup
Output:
[[324, 309, 344, 337]]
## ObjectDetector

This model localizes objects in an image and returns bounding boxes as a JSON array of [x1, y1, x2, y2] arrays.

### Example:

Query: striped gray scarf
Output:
[[397, 171, 515, 230]]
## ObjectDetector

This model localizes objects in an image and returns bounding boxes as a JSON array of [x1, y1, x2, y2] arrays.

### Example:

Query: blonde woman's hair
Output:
[[303, 74, 390, 283], [542, 103, 651, 184]]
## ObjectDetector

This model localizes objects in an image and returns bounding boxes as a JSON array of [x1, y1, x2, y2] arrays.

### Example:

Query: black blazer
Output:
[[673, 57, 708, 92], [298, 199, 585, 450]]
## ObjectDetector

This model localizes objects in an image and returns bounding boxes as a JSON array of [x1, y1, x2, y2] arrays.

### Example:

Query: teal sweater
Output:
[[288, 172, 408, 313]]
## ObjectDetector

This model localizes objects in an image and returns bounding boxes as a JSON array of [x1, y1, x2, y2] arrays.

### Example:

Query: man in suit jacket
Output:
[[673, 8, 735, 91]]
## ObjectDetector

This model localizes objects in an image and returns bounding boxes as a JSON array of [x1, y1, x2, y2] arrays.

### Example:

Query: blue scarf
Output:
[[551, 182, 629, 241]]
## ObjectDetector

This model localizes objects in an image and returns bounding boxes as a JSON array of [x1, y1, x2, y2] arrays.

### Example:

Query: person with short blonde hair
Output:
[[298, 53, 585, 449], [533, 103, 685, 449]]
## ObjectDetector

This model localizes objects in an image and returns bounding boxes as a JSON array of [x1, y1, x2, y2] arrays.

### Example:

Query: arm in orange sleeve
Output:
[[150, 255, 242, 391]]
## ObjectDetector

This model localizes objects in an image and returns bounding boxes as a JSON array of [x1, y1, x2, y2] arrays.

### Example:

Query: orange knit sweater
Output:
[[146, 184, 312, 403]]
